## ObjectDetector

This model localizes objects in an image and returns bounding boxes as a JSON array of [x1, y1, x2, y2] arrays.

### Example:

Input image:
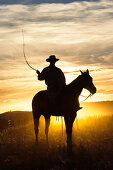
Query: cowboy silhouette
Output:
[[36, 55, 66, 103]]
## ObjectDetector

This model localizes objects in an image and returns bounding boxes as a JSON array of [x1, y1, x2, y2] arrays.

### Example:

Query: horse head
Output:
[[80, 69, 96, 95]]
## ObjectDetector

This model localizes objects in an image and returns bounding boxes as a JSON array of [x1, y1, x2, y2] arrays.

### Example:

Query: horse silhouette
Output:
[[32, 69, 96, 150]]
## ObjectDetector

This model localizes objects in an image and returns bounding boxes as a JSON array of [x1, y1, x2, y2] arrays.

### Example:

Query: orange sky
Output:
[[0, 1, 113, 113]]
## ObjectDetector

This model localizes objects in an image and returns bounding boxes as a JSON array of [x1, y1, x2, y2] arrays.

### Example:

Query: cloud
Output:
[[0, 0, 100, 5], [98, 89, 113, 94], [0, 0, 113, 28], [0, 0, 113, 112], [0, 1, 113, 69]]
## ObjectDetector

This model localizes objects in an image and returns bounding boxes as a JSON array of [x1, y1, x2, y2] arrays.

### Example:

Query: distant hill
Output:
[[0, 111, 33, 131], [0, 111, 32, 121], [80, 101, 113, 116], [0, 101, 113, 131]]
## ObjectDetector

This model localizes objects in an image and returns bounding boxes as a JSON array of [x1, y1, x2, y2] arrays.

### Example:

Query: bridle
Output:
[[80, 93, 93, 102]]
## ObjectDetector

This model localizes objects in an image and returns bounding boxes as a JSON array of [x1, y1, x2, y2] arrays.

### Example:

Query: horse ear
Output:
[[80, 70, 83, 74], [86, 69, 89, 74]]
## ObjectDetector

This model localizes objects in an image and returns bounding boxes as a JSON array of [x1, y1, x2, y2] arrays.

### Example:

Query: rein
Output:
[[80, 93, 92, 102], [22, 30, 37, 71]]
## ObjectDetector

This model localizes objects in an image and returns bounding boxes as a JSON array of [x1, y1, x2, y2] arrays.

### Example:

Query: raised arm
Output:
[[36, 68, 46, 81]]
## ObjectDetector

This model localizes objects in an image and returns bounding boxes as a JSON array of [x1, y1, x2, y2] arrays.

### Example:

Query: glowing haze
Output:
[[0, 0, 113, 113]]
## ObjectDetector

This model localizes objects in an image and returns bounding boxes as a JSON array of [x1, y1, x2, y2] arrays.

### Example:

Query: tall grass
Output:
[[0, 115, 113, 170]]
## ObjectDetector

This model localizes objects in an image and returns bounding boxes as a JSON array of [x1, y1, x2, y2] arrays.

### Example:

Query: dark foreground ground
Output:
[[0, 112, 113, 170]]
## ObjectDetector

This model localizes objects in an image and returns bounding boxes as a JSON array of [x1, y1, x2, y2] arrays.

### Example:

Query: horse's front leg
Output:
[[33, 116, 40, 143], [64, 116, 73, 150], [64, 114, 76, 152], [45, 116, 50, 144]]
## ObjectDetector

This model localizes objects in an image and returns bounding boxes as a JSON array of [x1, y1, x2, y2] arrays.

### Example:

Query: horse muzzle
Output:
[[91, 87, 97, 95]]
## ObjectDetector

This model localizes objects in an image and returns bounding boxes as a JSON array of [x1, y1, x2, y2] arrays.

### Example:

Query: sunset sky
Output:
[[0, 0, 113, 113]]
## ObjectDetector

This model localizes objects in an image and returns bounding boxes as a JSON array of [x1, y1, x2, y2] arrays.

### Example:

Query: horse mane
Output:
[[67, 75, 81, 87]]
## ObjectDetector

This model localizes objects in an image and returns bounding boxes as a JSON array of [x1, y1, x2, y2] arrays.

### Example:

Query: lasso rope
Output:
[[22, 30, 37, 71]]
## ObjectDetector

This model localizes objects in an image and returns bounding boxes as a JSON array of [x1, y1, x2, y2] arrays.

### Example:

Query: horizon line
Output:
[[1, 100, 113, 114]]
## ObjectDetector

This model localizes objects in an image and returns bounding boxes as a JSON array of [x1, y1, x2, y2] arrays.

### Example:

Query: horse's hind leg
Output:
[[64, 115, 75, 152], [34, 116, 40, 143], [45, 116, 50, 144]]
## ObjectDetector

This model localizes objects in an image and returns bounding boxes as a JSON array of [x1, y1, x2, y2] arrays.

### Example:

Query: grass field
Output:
[[0, 112, 113, 170]]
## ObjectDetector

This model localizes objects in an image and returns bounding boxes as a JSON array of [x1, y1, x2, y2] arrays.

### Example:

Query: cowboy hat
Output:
[[46, 55, 59, 62]]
